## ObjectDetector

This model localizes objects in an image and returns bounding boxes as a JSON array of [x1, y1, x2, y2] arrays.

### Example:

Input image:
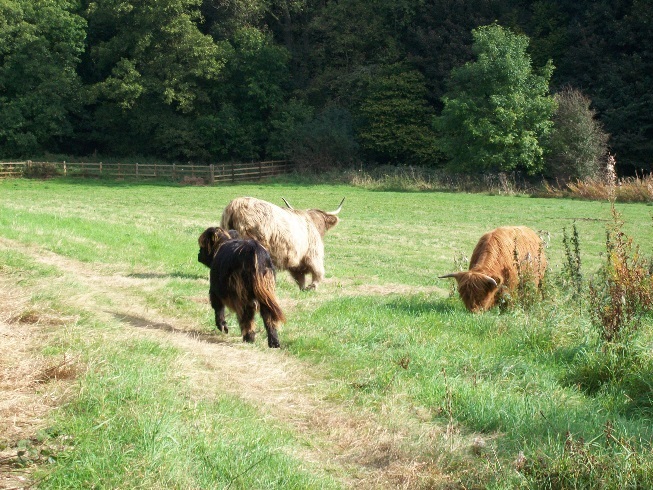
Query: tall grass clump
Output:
[[347, 165, 533, 194], [549, 154, 653, 203], [588, 156, 653, 344], [563, 155, 653, 411], [520, 172, 653, 486], [561, 223, 583, 301]]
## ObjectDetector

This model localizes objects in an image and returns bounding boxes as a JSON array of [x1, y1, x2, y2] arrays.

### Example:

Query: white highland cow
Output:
[[220, 196, 344, 290]]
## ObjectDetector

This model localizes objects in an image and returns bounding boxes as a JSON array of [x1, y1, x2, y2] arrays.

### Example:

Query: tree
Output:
[[0, 0, 86, 157], [357, 63, 439, 166], [197, 27, 291, 161], [544, 87, 610, 182], [82, 0, 229, 159], [435, 24, 556, 175]]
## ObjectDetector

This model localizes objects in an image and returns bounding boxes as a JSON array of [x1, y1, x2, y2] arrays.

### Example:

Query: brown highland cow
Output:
[[440, 226, 547, 312]]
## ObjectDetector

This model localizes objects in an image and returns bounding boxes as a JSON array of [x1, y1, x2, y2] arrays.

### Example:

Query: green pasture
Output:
[[1, 178, 652, 488]]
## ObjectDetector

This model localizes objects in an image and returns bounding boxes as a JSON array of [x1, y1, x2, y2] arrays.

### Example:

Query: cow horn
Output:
[[281, 197, 294, 209], [438, 272, 465, 281], [328, 197, 345, 215]]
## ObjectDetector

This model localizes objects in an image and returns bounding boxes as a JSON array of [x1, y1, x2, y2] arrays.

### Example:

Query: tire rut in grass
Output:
[[0, 237, 452, 489]]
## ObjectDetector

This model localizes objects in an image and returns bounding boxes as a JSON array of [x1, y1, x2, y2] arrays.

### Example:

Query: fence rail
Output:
[[0, 160, 294, 183]]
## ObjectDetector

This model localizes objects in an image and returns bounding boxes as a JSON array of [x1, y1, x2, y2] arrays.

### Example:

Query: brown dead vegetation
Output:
[[0, 280, 80, 489]]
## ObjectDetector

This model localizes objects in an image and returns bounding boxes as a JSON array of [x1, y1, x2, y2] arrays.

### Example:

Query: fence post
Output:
[[100, 162, 103, 175], [63, 161, 67, 176], [259, 160, 262, 181], [209, 164, 215, 185], [136, 163, 139, 178], [172, 163, 176, 181], [231, 162, 235, 182]]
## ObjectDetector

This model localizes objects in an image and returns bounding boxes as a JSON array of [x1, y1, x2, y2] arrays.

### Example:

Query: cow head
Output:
[[282, 197, 345, 237], [439, 271, 503, 312], [198, 227, 240, 267]]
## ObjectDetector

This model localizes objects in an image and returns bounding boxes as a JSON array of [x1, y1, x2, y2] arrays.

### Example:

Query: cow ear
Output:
[[324, 214, 339, 229]]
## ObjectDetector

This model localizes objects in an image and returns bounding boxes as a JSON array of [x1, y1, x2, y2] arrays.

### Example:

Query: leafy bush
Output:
[[589, 204, 653, 343], [544, 87, 610, 182], [22, 162, 59, 179], [435, 24, 556, 175]]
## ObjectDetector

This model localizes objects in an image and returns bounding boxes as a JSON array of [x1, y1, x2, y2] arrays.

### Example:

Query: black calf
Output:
[[198, 227, 285, 348]]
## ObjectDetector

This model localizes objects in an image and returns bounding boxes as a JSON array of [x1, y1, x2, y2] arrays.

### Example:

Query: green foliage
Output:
[[544, 87, 610, 182], [562, 223, 583, 300], [435, 24, 556, 175], [589, 203, 653, 344], [199, 27, 291, 161], [0, 0, 86, 157], [281, 105, 359, 171], [357, 64, 440, 166], [87, 0, 226, 112], [83, 0, 229, 160]]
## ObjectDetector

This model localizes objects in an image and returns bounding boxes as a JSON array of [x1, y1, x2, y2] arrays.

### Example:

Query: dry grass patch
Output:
[[0, 280, 81, 489]]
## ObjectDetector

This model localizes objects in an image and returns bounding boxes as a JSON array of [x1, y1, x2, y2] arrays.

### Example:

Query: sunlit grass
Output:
[[2, 177, 653, 487]]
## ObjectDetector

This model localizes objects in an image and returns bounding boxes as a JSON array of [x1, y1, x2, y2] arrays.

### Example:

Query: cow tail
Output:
[[252, 247, 286, 323]]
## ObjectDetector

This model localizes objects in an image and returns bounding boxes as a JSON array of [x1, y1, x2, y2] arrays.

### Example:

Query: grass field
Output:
[[1, 178, 652, 489]]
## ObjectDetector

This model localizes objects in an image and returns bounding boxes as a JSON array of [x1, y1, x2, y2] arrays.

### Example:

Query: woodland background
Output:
[[1, 0, 651, 178]]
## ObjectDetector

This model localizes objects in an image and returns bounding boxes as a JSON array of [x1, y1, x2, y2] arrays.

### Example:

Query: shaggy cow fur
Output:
[[440, 226, 547, 312], [220, 196, 343, 290], [198, 227, 285, 348]]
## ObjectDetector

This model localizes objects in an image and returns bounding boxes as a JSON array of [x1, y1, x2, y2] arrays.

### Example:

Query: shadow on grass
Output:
[[112, 312, 231, 345], [127, 272, 206, 281], [384, 296, 462, 315]]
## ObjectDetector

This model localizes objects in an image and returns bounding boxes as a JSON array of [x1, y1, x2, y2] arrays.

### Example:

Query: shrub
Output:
[[544, 87, 610, 182], [23, 162, 59, 179], [588, 203, 653, 343], [561, 224, 582, 300]]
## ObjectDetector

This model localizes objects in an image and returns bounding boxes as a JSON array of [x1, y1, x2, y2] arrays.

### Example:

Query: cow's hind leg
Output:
[[259, 305, 281, 348], [210, 292, 228, 333], [238, 303, 257, 343]]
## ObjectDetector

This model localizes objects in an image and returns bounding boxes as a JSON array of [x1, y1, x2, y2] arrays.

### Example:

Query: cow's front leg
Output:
[[209, 291, 228, 333], [305, 263, 325, 290], [288, 268, 307, 290]]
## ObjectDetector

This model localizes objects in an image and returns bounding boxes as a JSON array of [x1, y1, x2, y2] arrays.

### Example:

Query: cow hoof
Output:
[[243, 332, 256, 343], [268, 339, 280, 348], [303, 283, 317, 291]]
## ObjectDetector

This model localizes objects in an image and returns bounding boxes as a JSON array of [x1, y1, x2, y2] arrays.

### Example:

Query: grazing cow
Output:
[[198, 227, 285, 348], [220, 196, 344, 290], [439, 226, 547, 312]]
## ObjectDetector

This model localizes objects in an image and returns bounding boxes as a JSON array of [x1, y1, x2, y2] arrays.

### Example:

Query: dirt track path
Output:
[[0, 237, 452, 489]]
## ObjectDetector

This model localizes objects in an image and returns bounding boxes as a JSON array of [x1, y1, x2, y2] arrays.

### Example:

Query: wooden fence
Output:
[[0, 160, 294, 183]]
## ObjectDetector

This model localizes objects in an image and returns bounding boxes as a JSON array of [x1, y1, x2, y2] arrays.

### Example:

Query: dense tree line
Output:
[[1, 0, 651, 176]]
